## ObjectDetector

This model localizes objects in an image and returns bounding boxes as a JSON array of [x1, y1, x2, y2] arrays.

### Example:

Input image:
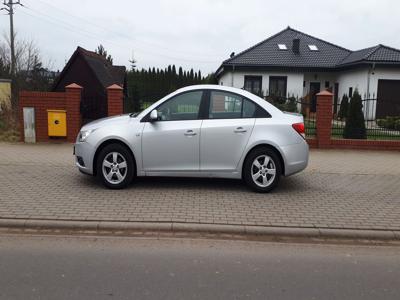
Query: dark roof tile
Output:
[[220, 27, 400, 71], [223, 27, 351, 68]]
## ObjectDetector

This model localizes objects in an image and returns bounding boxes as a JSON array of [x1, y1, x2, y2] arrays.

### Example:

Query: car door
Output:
[[200, 91, 257, 172], [142, 90, 204, 172]]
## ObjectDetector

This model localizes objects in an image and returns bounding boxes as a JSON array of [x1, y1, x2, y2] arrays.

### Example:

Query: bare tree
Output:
[[1, 33, 53, 108], [1, 33, 42, 74]]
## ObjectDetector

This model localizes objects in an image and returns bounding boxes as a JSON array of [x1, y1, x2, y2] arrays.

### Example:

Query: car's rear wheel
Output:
[[96, 143, 134, 189], [243, 147, 281, 193]]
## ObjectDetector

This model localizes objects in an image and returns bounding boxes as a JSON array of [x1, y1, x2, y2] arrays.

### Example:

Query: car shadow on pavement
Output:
[[76, 172, 308, 194]]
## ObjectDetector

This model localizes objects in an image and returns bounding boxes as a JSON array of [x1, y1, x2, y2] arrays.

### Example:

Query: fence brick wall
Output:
[[312, 90, 400, 151], [107, 84, 123, 116], [19, 84, 82, 143], [19, 91, 66, 142], [65, 84, 82, 143], [316, 91, 333, 148]]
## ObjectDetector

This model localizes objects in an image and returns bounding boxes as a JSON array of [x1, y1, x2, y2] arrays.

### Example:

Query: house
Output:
[[52, 46, 126, 122], [216, 27, 400, 119]]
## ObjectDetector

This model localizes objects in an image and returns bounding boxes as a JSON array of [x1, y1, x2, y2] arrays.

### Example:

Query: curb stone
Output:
[[318, 228, 396, 240], [0, 218, 399, 241], [98, 221, 172, 231], [245, 226, 319, 237]]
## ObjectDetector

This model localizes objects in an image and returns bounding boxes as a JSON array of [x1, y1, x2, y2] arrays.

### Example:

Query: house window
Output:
[[349, 87, 353, 98], [325, 81, 330, 88], [269, 76, 287, 99], [308, 45, 318, 51], [244, 76, 262, 96], [278, 44, 287, 50]]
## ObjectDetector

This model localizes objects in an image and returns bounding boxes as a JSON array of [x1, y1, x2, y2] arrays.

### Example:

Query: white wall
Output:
[[335, 67, 369, 99], [219, 67, 400, 119], [218, 71, 304, 98], [303, 72, 337, 95], [336, 67, 400, 119], [219, 67, 400, 100], [335, 66, 400, 99], [369, 67, 400, 97]]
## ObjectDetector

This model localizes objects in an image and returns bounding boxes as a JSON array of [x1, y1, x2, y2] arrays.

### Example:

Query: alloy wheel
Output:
[[102, 152, 128, 185], [251, 155, 276, 188]]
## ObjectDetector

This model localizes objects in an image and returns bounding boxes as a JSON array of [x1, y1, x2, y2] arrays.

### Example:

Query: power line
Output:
[[28, 0, 227, 59], [19, 7, 221, 64]]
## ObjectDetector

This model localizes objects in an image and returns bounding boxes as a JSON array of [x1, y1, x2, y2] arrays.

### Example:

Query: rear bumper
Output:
[[281, 140, 309, 176], [74, 141, 95, 175]]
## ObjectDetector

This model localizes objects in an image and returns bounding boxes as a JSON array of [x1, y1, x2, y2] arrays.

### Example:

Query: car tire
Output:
[[96, 143, 134, 189], [243, 147, 282, 193]]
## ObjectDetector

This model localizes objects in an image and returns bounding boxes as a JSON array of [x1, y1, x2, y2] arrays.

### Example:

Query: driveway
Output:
[[0, 143, 400, 231]]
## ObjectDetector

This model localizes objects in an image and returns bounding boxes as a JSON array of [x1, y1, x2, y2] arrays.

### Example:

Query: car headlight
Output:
[[78, 129, 94, 142]]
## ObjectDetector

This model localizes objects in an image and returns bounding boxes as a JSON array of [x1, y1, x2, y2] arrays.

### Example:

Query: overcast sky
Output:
[[1, 0, 399, 74]]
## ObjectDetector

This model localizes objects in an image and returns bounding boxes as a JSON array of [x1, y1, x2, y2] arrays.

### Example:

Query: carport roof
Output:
[[338, 44, 400, 66], [52, 46, 126, 91]]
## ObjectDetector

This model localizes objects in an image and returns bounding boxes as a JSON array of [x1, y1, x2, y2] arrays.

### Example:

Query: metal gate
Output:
[[23, 107, 36, 143]]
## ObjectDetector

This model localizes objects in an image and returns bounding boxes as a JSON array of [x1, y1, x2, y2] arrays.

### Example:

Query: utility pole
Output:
[[1, 0, 23, 76]]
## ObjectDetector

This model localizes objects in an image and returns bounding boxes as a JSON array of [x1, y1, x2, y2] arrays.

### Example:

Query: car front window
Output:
[[157, 91, 203, 121]]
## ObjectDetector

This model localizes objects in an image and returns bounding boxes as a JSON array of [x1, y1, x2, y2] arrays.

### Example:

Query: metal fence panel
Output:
[[332, 98, 400, 140]]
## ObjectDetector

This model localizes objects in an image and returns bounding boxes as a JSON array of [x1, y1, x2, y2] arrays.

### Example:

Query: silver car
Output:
[[74, 85, 308, 192]]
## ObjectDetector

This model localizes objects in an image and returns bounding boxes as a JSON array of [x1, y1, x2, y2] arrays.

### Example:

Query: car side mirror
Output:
[[149, 109, 159, 121]]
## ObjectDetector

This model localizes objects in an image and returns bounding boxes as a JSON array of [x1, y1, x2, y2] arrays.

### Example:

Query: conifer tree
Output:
[[178, 67, 183, 79], [343, 90, 366, 139], [338, 94, 349, 120]]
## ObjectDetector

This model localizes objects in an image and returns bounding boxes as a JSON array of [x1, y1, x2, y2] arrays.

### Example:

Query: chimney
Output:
[[292, 38, 300, 54]]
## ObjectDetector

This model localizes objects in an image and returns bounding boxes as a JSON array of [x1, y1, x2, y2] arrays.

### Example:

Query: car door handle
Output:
[[184, 130, 197, 136], [234, 127, 247, 133]]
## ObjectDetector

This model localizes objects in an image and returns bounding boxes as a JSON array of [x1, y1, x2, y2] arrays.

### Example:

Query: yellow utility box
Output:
[[47, 110, 67, 137]]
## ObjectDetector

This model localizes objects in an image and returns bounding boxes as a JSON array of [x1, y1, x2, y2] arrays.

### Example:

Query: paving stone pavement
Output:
[[0, 142, 400, 230]]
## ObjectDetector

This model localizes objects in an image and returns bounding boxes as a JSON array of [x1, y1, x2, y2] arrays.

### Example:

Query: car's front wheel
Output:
[[96, 143, 134, 189], [243, 147, 282, 193]]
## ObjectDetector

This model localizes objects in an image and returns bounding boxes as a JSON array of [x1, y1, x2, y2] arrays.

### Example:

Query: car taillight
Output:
[[292, 122, 305, 139]]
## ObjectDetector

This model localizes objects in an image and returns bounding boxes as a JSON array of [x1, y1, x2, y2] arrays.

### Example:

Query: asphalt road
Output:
[[0, 235, 399, 300]]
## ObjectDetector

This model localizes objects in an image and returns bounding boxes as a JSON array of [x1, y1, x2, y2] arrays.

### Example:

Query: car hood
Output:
[[81, 114, 132, 131]]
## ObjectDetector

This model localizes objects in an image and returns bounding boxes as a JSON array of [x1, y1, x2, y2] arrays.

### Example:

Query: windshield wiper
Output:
[[129, 112, 139, 118]]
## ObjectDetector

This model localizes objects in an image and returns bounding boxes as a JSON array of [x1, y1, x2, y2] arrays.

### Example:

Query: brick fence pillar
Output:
[[107, 84, 123, 116], [316, 90, 333, 148], [65, 83, 82, 143]]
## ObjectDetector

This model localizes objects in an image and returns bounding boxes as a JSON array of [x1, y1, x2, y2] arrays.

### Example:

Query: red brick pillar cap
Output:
[[65, 83, 83, 89], [316, 90, 333, 96], [107, 84, 123, 90]]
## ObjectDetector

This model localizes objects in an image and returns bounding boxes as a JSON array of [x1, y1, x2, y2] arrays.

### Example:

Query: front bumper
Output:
[[281, 140, 309, 176], [74, 141, 95, 175]]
